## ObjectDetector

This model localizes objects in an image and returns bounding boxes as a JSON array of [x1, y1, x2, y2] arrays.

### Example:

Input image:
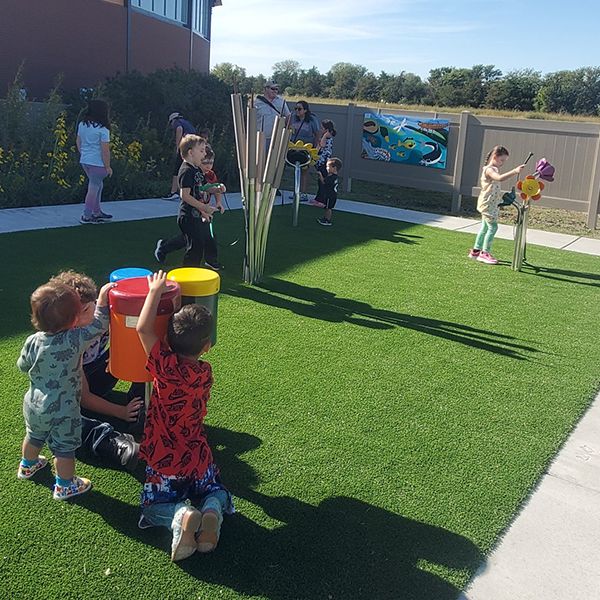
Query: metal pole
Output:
[[293, 162, 301, 227], [231, 93, 289, 284], [512, 202, 529, 271]]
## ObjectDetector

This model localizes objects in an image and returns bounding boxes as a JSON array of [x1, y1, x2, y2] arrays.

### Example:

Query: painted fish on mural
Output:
[[420, 142, 443, 166], [362, 112, 449, 168]]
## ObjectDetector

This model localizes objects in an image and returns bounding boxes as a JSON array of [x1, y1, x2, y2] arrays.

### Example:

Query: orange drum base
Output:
[[108, 312, 170, 382]]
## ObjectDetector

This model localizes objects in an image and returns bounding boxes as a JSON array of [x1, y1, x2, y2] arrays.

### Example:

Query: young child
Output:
[[312, 119, 337, 207], [317, 157, 342, 227], [199, 151, 226, 215], [47, 271, 141, 472], [50, 270, 144, 428], [17, 277, 113, 499], [77, 99, 113, 224], [468, 146, 525, 264], [155, 130, 212, 264], [177, 134, 224, 270], [136, 271, 232, 562], [177, 135, 223, 271]]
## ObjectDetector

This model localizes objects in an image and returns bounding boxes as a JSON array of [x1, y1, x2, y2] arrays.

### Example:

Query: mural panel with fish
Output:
[[361, 113, 449, 169]]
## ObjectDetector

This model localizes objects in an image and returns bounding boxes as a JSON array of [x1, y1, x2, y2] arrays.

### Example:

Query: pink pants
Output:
[[82, 164, 109, 217]]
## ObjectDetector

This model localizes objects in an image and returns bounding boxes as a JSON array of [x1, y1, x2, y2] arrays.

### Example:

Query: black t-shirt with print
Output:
[[323, 173, 338, 202], [178, 161, 207, 219]]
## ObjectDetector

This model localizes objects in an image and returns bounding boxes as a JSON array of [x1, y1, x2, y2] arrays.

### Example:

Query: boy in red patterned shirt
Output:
[[136, 271, 232, 562]]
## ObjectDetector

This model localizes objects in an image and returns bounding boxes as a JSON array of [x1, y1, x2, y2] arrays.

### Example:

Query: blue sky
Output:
[[211, 0, 600, 79]]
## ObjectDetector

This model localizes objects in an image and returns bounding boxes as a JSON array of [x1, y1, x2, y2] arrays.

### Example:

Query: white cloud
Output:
[[210, 0, 481, 76]]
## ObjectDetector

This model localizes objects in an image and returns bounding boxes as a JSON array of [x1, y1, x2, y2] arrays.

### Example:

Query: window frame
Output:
[[130, 0, 190, 28]]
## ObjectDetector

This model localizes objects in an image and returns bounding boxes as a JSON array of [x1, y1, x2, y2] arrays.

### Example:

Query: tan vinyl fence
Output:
[[299, 102, 600, 228]]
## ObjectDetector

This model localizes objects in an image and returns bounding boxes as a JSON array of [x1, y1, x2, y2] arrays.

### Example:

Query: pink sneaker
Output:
[[467, 248, 480, 259], [477, 251, 498, 265]]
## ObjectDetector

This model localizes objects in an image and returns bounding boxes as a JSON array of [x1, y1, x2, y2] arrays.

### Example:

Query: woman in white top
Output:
[[76, 100, 113, 224]]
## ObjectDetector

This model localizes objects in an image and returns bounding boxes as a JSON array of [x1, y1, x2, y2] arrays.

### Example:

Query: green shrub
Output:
[[0, 67, 238, 208]]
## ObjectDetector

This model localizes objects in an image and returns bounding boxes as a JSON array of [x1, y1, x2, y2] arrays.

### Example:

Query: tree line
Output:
[[211, 60, 600, 116]]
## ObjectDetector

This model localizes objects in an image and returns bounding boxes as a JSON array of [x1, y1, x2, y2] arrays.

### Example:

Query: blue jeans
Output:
[[142, 490, 230, 531], [140, 464, 233, 531]]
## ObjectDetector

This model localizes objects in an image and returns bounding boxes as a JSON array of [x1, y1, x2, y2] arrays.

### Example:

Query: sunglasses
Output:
[[269, 87, 279, 91]]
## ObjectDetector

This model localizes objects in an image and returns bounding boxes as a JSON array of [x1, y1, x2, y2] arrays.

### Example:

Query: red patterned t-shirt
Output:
[[139, 340, 213, 478]]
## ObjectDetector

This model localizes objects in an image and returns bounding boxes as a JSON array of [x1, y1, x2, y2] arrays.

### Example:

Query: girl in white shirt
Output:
[[76, 100, 113, 224]]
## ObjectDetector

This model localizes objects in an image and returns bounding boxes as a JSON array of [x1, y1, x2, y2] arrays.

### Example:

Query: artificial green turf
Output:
[[1, 205, 599, 599]]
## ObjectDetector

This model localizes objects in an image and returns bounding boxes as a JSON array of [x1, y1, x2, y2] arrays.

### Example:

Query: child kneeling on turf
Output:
[[17, 277, 113, 499], [136, 271, 233, 562]]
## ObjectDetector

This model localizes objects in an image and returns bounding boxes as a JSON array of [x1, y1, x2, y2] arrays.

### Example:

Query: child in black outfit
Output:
[[177, 135, 225, 270], [317, 157, 342, 227], [154, 130, 212, 265]]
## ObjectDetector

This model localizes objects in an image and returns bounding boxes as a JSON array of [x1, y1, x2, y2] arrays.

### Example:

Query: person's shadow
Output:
[[225, 277, 539, 360], [79, 425, 483, 600]]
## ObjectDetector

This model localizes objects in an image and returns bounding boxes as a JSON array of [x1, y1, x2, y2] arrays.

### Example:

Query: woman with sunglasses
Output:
[[290, 100, 321, 200]]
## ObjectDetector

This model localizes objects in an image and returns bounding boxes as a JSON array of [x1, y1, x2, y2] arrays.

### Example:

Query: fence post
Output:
[[451, 110, 470, 213], [343, 102, 357, 193], [586, 126, 600, 229]]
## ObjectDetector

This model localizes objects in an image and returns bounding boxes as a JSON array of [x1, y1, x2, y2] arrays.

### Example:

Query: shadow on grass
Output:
[[76, 425, 482, 600], [0, 206, 421, 339], [227, 277, 539, 360], [521, 262, 600, 288]]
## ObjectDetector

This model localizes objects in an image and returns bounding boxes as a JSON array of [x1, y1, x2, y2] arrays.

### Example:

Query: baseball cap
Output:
[[168, 112, 181, 122]]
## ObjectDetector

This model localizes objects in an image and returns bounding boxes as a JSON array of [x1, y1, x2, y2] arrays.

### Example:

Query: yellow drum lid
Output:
[[167, 267, 220, 296]]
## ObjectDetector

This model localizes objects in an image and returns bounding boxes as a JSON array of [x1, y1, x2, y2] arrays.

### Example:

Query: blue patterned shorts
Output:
[[140, 463, 232, 511]]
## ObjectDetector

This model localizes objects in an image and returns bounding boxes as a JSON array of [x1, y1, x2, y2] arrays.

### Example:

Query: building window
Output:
[[132, 0, 189, 25], [192, 0, 211, 39], [131, 0, 213, 37]]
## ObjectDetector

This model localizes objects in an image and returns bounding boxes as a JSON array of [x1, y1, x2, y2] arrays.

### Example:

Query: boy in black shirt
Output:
[[317, 157, 342, 227], [177, 135, 224, 269]]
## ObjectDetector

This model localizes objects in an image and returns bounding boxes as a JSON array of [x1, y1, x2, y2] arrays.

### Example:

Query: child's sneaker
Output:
[[204, 260, 223, 271], [17, 456, 48, 479], [53, 476, 92, 500], [317, 217, 332, 226], [196, 510, 223, 553], [80, 215, 99, 224], [171, 507, 202, 562], [154, 239, 166, 264], [467, 248, 481, 259], [477, 251, 498, 265]]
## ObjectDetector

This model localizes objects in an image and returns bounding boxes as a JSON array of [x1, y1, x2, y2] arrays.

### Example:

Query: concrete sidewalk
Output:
[[2, 195, 600, 599], [1, 193, 599, 256]]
